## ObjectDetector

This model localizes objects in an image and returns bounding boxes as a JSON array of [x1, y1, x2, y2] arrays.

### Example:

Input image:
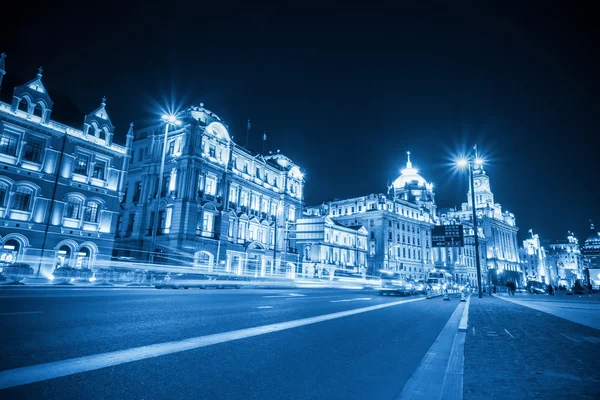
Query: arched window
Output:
[[56, 245, 71, 268], [87, 125, 96, 137], [64, 197, 83, 219], [98, 129, 106, 141], [11, 186, 33, 211], [76, 247, 91, 269], [33, 103, 44, 118], [0, 239, 20, 264], [84, 201, 100, 223], [17, 98, 29, 113]]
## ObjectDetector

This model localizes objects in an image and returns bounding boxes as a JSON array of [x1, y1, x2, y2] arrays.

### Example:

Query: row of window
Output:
[[0, 185, 33, 211], [63, 197, 101, 223], [0, 131, 45, 163], [333, 202, 421, 220]]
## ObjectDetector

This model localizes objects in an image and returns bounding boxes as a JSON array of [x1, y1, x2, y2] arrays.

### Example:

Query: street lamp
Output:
[[150, 114, 182, 263], [457, 150, 484, 298]]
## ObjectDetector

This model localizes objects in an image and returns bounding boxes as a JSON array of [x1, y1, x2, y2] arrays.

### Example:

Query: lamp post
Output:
[[457, 152, 484, 298], [149, 114, 181, 263]]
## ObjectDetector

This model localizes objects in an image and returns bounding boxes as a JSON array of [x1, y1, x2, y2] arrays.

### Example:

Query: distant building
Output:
[[305, 153, 436, 280], [581, 223, 600, 287], [295, 215, 368, 278], [434, 212, 487, 288], [0, 58, 130, 276], [545, 231, 583, 288], [115, 104, 304, 277], [444, 163, 522, 286], [519, 232, 549, 284]]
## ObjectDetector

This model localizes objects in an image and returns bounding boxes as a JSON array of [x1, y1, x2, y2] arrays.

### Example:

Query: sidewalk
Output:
[[463, 296, 600, 400]]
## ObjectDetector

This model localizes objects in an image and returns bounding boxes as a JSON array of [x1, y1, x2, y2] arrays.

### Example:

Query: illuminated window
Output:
[[168, 140, 175, 155], [92, 160, 106, 180], [208, 145, 216, 158], [64, 197, 82, 219], [0, 185, 7, 207], [84, 202, 100, 223], [288, 206, 295, 221], [240, 191, 248, 207], [74, 154, 89, 175], [23, 138, 43, 163], [202, 212, 214, 234], [229, 186, 238, 203], [0, 131, 18, 156], [251, 195, 260, 211], [205, 176, 216, 196], [12, 187, 32, 211]]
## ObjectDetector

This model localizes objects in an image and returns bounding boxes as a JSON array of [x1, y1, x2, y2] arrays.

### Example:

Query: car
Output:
[[154, 273, 212, 289], [379, 272, 412, 296], [212, 274, 250, 289], [526, 281, 547, 294]]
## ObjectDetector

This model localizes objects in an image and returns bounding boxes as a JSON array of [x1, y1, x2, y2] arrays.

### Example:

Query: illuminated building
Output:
[[581, 223, 600, 287], [519, 232, 549, 284], [444, 163, 522, 286], [0, 57, 130, 276], [295, 215, 368, 278], [434, 212, 487, 288], [115, 103, 304, 276], [305, 152, 436, 280], [545, 231, 583, 288]]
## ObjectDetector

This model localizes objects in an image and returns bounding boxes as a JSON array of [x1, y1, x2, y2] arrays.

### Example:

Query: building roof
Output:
[[392, 151, 428, 189]]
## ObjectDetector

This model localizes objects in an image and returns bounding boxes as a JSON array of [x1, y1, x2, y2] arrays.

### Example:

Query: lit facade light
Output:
[[474, 157, 484, 167], [161, 114, 182, 126]]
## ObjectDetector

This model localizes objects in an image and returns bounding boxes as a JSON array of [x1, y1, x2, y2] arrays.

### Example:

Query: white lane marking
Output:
[[504, 329, 515, 339], [330, 297, 372, 303], [560, 332, 578, 342], [0, 297, 424, 389], [458, 295, 470, 331], [256, 306, 273, 309], [0, 311, 43, 316], [262, 295, 291, 298], [262, 293, 307, 298], [287, 293, 306, 297]]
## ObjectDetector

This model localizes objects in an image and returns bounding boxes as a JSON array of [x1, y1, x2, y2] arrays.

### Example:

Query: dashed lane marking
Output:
[[0, 311, 43, 316], [256, 306, 273, 309], [504, 329, 515, 339], [330, 298, 372, 303]]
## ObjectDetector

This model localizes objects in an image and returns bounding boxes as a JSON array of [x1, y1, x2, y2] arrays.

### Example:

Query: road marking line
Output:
[[0, 311, 43, 316], [560, 333, 578, 342], [330, 297, 372, 303], [287, 293, 306, 297], [0, 297, 424, 389], [262, 295, 291, 298], [504, 329, 515, 339], [256, 306, 273, 309], [458, 295, 470, 331]]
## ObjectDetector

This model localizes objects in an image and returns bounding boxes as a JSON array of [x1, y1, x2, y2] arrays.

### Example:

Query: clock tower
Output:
[[468, 164, 494, 209]]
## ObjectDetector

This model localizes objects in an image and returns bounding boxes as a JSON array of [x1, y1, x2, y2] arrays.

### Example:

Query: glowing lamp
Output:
[[161, 114, 182, 126], [457, 158, 468, 168]]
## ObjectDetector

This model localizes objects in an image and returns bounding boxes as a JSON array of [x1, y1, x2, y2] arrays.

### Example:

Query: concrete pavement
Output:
[[0, 288, 463, 400]]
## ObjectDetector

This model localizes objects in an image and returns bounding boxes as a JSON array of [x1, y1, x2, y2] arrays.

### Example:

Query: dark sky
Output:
[[2, 1, 598, 243]]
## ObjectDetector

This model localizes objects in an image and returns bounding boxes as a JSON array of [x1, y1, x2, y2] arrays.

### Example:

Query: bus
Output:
[[426, 271, 451, 291]]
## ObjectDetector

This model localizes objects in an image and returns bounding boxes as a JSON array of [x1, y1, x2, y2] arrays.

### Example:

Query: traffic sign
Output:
[[431, 224, 464, 247]]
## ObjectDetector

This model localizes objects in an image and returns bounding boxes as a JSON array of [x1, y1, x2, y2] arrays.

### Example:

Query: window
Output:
[[370, 231, 375, 239], [74, 154, 89, 175], [137, 148, 144, 162], [351, 207, 355, 213], [168, 140, 175, 155], [12, 187, 32, 211], [116, 214, 123, 233], [0, 185, 7, 206], [84, 202, 100, 223], [388, 220, 392, 227], [64, 197, 82, 219], [205, 176, 216, 196], [126, 213, 135, 236], [229, 186, 238, 204], [202, 213, 214, 234], [240, 191, 248, 207], [23, 138, 43, 163], [288, 206, 296, 221], [228, 221, 234, 237], [161, 173, 171, 196], [256, 167, 261, 179], [158, 211, 166, 235], [261, 199, 269, 213], [92, 160, 106, 180], [0, 132, 18, 156], [133, 182, 142, 203], [251, 195, 260, 211], [208, 145, 216, 158], [239, 221, 247, 240]]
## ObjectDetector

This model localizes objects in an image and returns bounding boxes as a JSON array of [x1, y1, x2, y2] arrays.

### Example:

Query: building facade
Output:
[[305, 153, 436, 280], [545, 231, 583, 288], [519, 232, 549, 284], [116, 104, 304, 277], [445, 164, 522, 286], [296, 215, 368, 278], [0, 60, 130, 277], [434, 212, 487, 288], [581, 223, 600, 287]]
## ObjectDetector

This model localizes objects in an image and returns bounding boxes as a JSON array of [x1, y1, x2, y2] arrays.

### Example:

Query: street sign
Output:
[[431, 224, 464, 247]]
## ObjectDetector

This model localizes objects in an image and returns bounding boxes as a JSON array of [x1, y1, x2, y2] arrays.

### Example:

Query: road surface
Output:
[[0, 287, 461, 399]]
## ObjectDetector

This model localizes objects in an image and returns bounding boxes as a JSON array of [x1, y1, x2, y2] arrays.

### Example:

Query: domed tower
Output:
[[468, 161, 494, 210], [390, 152, 436, 216]]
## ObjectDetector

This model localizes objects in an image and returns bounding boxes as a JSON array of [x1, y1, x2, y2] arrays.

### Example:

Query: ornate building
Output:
[[519, 231, 549, 284], [0, 57, 130, 276], [445, 163, 522, 286], [295, 215, 368, 278], [305, 152, 436, 280], [115, 104, 304, 277], [545, 231, 583, 288], [434, 211, 487, 288], [581, 223, 600, 287]]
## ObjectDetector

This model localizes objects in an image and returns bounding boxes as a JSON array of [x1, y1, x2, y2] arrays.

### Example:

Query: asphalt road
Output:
[[0, 287, 461, 399]]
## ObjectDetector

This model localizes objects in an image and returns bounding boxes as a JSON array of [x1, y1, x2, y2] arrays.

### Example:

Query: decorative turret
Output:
[[84, 96, 115, 145], [11, 66, 54, 123], [0, 52, 6, 90], [126, 122, 134, 150]]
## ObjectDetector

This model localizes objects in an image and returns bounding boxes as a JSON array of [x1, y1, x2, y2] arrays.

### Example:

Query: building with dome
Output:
[[305, 152, 437, 279], [115, 103, 305, 277], [444, 162, 522, 287], [0, 55, 131, 276], [544, 231, 583, 288], [581, 223, 600, 288]]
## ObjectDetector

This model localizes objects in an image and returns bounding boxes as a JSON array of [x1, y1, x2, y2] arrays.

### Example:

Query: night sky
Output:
[[2, 1, 597, 243]]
